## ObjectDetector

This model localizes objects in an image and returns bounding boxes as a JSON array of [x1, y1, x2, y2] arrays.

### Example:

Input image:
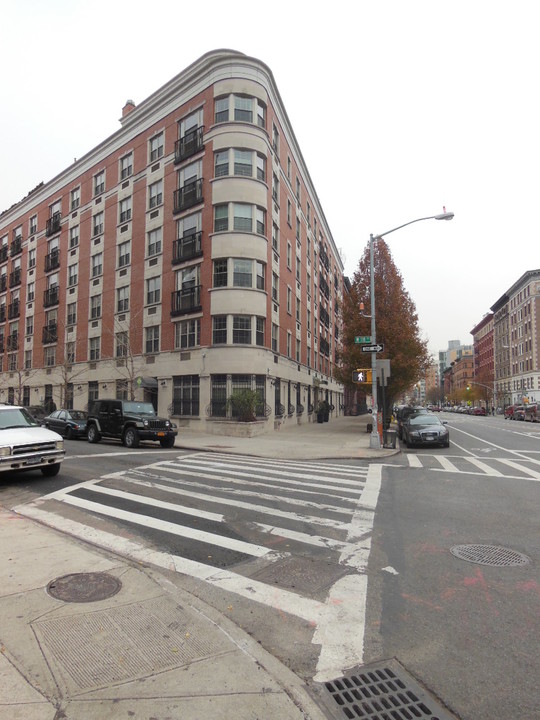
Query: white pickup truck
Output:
[[0, 405, 65, 476]]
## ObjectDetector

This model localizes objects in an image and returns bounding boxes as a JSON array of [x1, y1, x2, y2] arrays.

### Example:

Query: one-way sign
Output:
[[361, 343, 384, 353]]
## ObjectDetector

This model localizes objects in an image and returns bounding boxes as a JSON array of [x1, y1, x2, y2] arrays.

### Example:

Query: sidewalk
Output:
[[0, 414, 397, 719]]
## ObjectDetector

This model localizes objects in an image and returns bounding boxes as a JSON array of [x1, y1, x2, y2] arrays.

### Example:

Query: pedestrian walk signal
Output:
[[353, 369, 372, 383]]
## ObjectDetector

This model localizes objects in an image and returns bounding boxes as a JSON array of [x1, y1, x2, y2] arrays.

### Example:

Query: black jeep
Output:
[[86, 399, 177, 448]]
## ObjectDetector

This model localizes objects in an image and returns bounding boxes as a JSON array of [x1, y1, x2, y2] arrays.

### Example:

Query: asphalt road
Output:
[[1, 416, 539, 720]]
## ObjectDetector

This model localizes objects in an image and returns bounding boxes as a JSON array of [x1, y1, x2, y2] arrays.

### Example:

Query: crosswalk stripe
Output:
[[191, 452, 366, 477], [58, 493, 273, 557], [464, 458, 504, 476], [119, 475, 350, 530], [407, 454, 422, 467], [433, 456, 460, 472], [496, 459, 540, 479], [153, 463, 363, 495]]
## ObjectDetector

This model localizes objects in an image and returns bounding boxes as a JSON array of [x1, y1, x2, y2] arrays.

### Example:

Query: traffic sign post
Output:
[[354, 336, 371, 344]]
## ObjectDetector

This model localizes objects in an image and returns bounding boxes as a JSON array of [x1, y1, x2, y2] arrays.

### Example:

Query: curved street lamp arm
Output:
[[374, 212, 454, 241]]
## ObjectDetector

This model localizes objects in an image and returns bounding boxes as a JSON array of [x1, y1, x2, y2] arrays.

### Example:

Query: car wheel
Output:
[[160, 437, 175, 449], [443, 440, 450, 448], [41, 462, 61, 477], [123, 428, 140, 448], [65, 426, 73, 440], [87, 425, 101, 443]]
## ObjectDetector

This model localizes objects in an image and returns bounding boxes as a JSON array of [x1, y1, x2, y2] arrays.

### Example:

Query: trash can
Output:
[[383, 430, 397, 448], [366, 423, 373, 433]]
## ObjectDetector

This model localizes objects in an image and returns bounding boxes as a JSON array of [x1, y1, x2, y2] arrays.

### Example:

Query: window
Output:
[[116, 331, 128, 357], [234, 149, 252, 176], [118, 241, 130, 268], [215, 96, 229, 123], [213, 315, 227, 344], [214, 204, 228, 232], [68, 263, 78, 287], [89, 337, 100, 360], [117, 286, 129, 312], [257, 100, 266, 128], [233, 204, 252, 232], [272, 173, 279, 203], [149, 180, 163, 208], [91, 252, 103, 278], [26, 316, 34, 336], [147, 227, 162, 257], [69, 226, 79, 248], [28, 248, 36, 269], [71, 187, 80, 210], [272, 223, 279, 252], [287, 243, 292, 269], [234, 95, 253, 122], [272, 124, 279, 154], [172, 375, 200, 416], [120, 153, 133, 179], [94, 171, 105, 196], [256, 262, 266, 290], [256, 317, 264, 346], [257, 154, 266, 181], [287, 199, 292, 225], [145, 325, 160, 354], [272, 273, 279, 303], [90, 294, 101, 319], [25, 349, 32, 369], [256, 207, 265, 235], [29, 215, 37, 235], [175, 318, 200, 349], [287, 287, 292, 314], [149, 133, 164, 162], [272, 323, 279, 352], [213, 259, 228, 287], [67, 302, 77, 326], [233, 259, 252, 287], [44, 346, 56, 367], [233, 315, 251, 344], [287, 157, 291, 181], [93, 212, 104, 236], [215, 150, 229, 177], [287, 332, 291, 358], [146, 276, 161, 305], [296, 339, 301, 362], [296, 177, 301, 203], [66, 342, 75, 364], [119, 197, 132, 223]]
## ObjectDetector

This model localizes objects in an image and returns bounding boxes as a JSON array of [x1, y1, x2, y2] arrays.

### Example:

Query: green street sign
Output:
[[354, 336, 371, 344]]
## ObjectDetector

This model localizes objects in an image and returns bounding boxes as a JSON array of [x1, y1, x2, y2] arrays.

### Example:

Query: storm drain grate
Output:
[[450, 544, 530, 567], [319, 660, 456, 719]]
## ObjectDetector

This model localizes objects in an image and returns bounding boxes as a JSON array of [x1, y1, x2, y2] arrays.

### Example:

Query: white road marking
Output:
[[496, 459, 540, 480], [464, 458, 504, 476], [313, 463, 383, 682], [434, 456, 460, 472], [407, 454, 422, 467]]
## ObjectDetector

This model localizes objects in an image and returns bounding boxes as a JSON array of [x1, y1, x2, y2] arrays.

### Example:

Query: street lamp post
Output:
[[368, 210, 454, 449]]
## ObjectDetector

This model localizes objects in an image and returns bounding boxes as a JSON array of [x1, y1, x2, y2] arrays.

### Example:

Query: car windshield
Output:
[[70, 411, 87, 420], [122, 402, 156, 416], [409, 415, 441, 426], [0, 408, 40, 429]]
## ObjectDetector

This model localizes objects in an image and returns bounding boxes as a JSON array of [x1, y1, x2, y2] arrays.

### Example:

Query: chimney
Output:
[[122, 99, 136, 118]]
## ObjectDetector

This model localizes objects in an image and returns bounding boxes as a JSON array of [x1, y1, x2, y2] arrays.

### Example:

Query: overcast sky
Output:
[[2, 0, 538, 359]]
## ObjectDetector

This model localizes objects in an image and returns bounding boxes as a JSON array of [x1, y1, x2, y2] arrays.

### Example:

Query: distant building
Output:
[[470, 313, 494, 407]]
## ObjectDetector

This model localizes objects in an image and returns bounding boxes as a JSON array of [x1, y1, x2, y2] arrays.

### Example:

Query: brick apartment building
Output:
[[0, 50, 344, 433]]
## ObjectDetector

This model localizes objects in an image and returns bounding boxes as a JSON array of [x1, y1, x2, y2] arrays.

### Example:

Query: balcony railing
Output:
[[173, 178, 203, 213], [171, 285, 202, 316], [0, 246, 8, 263], [8, 300, 20, 319], [0, 276, 7, 293], [9, 268, 21, 287], [6, 334, 18, 351], [10, 237, 22, 256], [43, 286, 59, 307], [45, 249, 60, 272], [174, 126, 204, 163], [42, 324, 58, 344], [172, 232, 202, 264], [46, 212, 61, 237]]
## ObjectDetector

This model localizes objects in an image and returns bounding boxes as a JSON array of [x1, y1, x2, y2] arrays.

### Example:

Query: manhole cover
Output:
[[450, 544, 530, 567], [47, 572, 122, 603], [318, 659, 456, 719]]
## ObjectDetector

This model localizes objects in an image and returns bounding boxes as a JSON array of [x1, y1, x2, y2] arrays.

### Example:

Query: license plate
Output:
[[25, 457, 42, 465], [157, 432, 165, 437]]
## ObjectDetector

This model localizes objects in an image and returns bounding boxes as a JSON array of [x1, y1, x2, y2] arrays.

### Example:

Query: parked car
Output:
[[43, 409, 88, 439], [0, 405, 65, 476], [401, 413, 450, 448], [396, 406, 428, 439], [86, 399, 177, 448], [505, 404, 524, 420], [26, 405, 49, 424], [524, 404, 538, 422], [472, 407, 486, 416]]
